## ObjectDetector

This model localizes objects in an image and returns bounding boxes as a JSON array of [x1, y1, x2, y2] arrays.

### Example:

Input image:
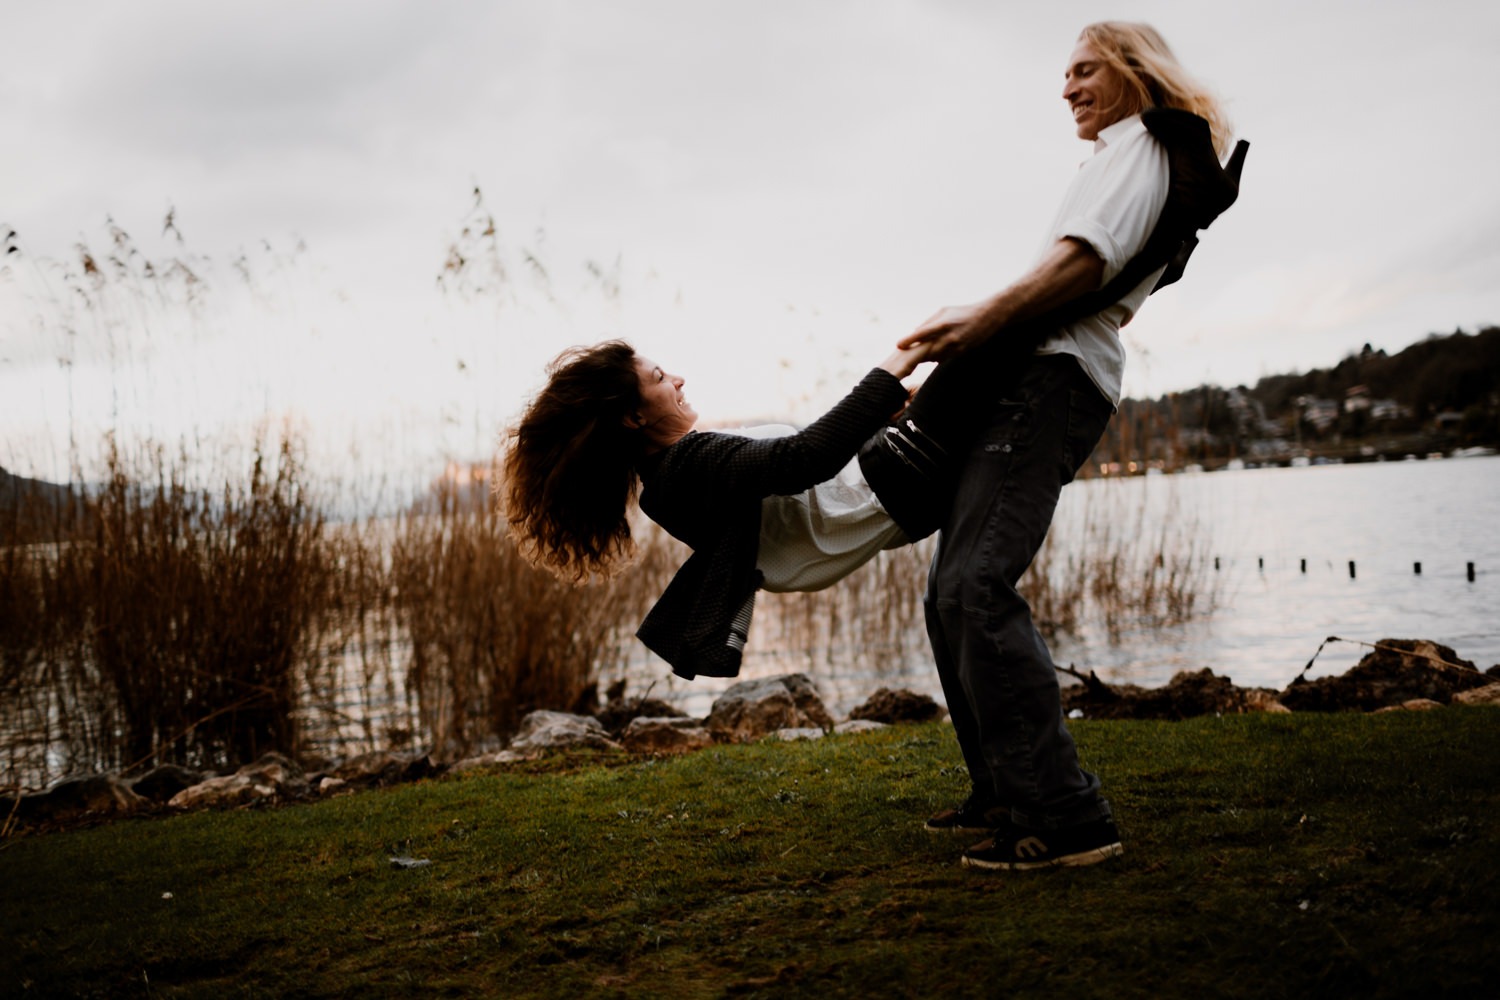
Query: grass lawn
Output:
[[3, 710, 1496, 998]]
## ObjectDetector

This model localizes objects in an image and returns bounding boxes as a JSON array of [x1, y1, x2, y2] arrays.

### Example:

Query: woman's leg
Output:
[[859, 329, 1039, 540]]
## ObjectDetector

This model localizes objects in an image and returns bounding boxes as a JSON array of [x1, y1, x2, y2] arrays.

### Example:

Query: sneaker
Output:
[[924, 793, 1010, 836], [961, 816, 1124, 870]]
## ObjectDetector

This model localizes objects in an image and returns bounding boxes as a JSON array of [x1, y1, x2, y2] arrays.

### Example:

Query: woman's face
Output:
[[632, 355, 698, 447]]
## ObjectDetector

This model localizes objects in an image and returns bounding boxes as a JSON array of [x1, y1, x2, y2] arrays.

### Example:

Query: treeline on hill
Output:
[[0, 468, 77, 546], [1093, 326, 1500, 471]]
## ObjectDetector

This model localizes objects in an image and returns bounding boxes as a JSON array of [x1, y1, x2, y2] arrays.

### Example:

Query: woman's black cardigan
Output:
[[634, 368, 909, 680]]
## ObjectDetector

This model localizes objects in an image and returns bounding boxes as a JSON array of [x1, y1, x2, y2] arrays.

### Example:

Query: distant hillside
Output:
[[1095, 327, 1500, 470], [0, 467, 78, 544], [1245, 326, 1500, 424]]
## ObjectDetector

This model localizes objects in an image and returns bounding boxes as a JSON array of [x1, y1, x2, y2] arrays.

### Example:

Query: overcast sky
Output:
[[4, 0, 1498, 484]]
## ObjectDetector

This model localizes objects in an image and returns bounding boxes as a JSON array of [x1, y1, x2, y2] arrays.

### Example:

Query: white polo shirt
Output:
[[1036, 114, 1170, 408]]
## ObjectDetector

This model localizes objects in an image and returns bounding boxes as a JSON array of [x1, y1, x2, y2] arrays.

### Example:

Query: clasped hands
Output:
[[897, 304, 984, 362]]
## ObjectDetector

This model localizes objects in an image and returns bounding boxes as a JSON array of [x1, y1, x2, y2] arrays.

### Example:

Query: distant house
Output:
[[1178, 427, 1213, 449], [1296, 396, 1340, 432], [1341, 384, 1409, 421], [1226, 388, 1272, 437], [1434, 410, 1466, 429]]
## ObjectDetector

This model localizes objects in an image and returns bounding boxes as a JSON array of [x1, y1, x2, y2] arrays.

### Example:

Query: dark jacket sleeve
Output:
[[664, 368, 908, 509]]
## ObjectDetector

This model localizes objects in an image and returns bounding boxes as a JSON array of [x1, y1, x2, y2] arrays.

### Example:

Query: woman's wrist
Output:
[[878, 343, 930, 379]]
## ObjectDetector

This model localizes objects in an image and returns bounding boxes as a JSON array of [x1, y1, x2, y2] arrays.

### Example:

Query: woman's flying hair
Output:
[[1079, 21, 1234, 157], [501, 340, 645, 582]]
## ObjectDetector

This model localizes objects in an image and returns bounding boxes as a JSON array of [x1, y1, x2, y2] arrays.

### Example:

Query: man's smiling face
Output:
[[1062, 39, 1135, 141]]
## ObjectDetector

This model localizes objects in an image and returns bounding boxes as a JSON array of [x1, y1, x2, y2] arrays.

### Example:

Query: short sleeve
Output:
[[1051, 126, 1169, 284]]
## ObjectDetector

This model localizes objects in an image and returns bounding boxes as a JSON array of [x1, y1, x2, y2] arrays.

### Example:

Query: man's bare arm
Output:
[[898, 237, 1105, 361]]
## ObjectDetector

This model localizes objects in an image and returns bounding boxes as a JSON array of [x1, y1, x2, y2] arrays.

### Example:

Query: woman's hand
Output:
[[878, 341, 933, 379]]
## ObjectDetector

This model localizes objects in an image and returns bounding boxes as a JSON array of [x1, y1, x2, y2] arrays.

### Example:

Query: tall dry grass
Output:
[[755, 542, 930, 676], [1031, 476, 1220, 641], [1, 445, 1218, 790], [0, 436, 339, 782], [388, 463, 678, 758]]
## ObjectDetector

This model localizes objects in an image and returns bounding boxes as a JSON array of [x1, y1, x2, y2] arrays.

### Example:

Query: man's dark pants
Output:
[[926, 353, 1115, 830]]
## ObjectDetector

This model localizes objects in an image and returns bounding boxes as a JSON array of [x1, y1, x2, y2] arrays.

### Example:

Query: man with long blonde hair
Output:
[[899, 22, 1233, 869]]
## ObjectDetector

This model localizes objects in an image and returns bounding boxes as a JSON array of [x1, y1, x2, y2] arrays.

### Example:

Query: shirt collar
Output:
[[1094, 113, 1145, 153]]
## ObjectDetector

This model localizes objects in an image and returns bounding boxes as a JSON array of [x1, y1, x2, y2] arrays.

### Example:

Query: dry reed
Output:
[[1, 445, 1217, 792], [0, 437, 339, 781], [387, 463, 677, 758]]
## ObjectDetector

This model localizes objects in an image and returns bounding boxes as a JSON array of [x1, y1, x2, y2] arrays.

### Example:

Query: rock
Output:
[[168, 752, 310, 810], [508, 710, 623, 754], [129, 764, 207, 803], [569, 680, 601, 717], [333, 751, 437, 788], [1374, 698, 1444, 713], [245, 751, 306, 782], [7, 774, 145, 825], [448, 748, 537, 772], [1280, 639, 1489, 712], [318, 776, 349, 795], [1453, 683, 1500, 706], [169, 773, 269, 810], [706, 674, 835, 742], [770, 727, 825, 741], [1243, 689, 1292, 714], [834, 719, 888, 735], [620, 717, 715, 754], [595, 697, 687, 738], [847, 688, 946, 725], [1061, 668, 1282, 720], [240, 752, 308, 791]]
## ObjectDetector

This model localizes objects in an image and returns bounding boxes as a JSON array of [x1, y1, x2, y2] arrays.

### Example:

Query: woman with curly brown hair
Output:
[[503, 339, 930, 680]]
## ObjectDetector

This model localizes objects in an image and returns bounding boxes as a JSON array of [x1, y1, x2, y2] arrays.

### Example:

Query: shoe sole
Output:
[[962, 842, 1124, 871], [923, 822, 993, 836]]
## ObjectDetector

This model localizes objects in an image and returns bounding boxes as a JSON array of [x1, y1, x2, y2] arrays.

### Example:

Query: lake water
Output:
[[1050, 454, 1499, 681], [646, 454, 1500, 718]]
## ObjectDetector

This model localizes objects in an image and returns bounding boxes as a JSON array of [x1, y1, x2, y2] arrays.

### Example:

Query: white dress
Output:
[[728, 424, 908, 593]]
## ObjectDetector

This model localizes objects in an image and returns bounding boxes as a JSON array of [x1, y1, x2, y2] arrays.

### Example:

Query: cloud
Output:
[[5, 0, 1500, 475]]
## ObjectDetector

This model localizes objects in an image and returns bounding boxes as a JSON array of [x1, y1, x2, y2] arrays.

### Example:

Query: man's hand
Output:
[[897, 305, 980, 361], [898, 238, 1106, 363]]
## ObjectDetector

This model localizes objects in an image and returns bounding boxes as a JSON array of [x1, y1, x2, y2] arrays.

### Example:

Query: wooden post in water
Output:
[[1300, 558, 1307, 574], [1348, 560, 1357, 579], [1469, 562, 1477, 582], [1414, 562, 1422, 575]]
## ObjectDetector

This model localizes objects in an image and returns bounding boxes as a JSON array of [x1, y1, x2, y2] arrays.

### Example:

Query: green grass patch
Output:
[[3, 711, 1497, 998]]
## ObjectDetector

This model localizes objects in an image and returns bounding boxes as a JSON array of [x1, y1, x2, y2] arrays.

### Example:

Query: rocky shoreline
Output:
[[5, 637, 1497, 835]]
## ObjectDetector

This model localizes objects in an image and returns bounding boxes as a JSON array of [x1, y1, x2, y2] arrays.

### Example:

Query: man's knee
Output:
[[930, 543, 1031, 614]]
